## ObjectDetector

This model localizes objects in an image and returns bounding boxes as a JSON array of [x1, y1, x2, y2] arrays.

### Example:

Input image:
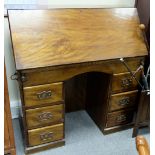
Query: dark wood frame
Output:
[[132, 91, 150, 137], [132, 0, 150, 137]]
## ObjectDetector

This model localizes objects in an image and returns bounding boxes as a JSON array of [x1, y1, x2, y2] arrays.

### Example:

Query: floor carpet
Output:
[[12, 110, 150, 155]]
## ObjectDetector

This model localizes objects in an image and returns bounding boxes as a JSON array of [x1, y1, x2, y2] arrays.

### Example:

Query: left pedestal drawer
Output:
[[23, 82, 63, 108], [26, 104, 64, 129], [28, 123, 64, 147]]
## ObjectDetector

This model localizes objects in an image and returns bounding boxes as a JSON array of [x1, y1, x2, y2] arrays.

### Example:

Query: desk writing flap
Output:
[[8, 8, 148, 70]]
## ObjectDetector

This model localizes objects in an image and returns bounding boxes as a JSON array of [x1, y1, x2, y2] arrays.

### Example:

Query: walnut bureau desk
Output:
[[8, 8, 148, 153]]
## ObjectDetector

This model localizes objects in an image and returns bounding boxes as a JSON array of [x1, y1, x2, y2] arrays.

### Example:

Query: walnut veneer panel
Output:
[[23, 83, 63, 108], [21, 57, 144, 87], [26, 104, 64, 129], [112, 72, 141, 93], [28, 123, 64, 146], [8, 8, 147, 70], [106, 110, 134, 128], [109, 90, 138, 112]]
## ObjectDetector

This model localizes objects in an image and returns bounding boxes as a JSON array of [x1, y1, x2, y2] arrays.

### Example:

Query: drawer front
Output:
[[26, 104, 64, 129], [106, 110, 134, 128], [23, 82, 63, 108], [28, 123, 64, 146], [112, 72, 140, 93], [109, 90, 138, 112], [21, 57, 144, 87]]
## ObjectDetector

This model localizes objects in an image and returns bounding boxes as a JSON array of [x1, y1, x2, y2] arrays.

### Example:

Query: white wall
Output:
[[40, 0, 135, 8], [4, 18, 21, 118], [4, 1, 135, 119], [5, 0, 135, 7]]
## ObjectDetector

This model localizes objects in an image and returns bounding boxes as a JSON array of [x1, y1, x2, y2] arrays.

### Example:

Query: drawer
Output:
[[109, 90, 138, 112], [112, 72, 141, 93], [26, 104, 64, 129], [106, 110, 134, 128], [21, 57, 145, 87], [28, 123, 64, 147], [23, 82, 63, 108]]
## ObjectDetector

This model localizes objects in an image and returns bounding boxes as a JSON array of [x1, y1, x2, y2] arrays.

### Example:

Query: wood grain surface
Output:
[[136, 136, 150, 155], [106, 109, 134, 128], [21, 57, 144, 87], [112, 72, 141, 93], [109, 90, 138, 112], [4, 65, 16, 155], [26, 104, 64, 129], [8, 8, 147, 70], [23, 82, 63, 108], [64, 74, 87, 112], [28, 123, 64, 146], [25, 140, 65, 154]]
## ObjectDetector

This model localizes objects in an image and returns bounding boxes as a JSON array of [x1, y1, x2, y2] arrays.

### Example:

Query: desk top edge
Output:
[[8, 8, 148, 71], [17, 56, 146, 72]]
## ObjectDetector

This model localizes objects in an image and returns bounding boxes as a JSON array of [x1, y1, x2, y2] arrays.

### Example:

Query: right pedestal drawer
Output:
[[109, 90, 138, 112], [112, 72, 141, 93], [106, 110, 134, 128]]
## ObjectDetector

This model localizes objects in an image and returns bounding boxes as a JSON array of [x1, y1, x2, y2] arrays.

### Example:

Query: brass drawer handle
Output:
[[119, 97, 130, 106], [38, 112, 53, 121], [116, 115, 126, 122], [37, 90, 52, 99], [121, 78, 133, 88], [40, 132, 53, 141]]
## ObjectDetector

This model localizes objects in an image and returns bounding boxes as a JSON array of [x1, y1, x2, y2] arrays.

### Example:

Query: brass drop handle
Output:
[[121, 78, 133, 88], [40, 132, 53, 141], [116, 115, 126, 122], [38, 112, 53, 121], [37, 90, 52, 99], [119, 97, 130, 106]]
